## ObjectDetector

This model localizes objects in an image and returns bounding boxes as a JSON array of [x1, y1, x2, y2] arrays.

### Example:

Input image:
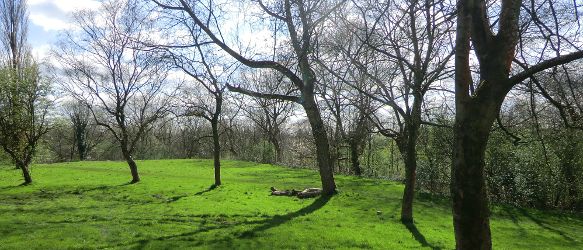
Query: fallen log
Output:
[[270, 187, 322, 198], [297, 188, 322, 198]]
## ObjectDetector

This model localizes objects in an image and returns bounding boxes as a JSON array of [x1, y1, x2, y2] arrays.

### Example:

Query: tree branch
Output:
[[227, 84, 301, 103], [510, 51, 583, 84]]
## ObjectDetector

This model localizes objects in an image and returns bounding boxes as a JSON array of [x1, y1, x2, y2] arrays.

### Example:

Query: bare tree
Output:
[[153, 0, 346, 195], [319, 0, 455, 222], [316, 62, 373, 176], [241, 70, 296, 164], [453, 0, 583, 248], [0, 0, 50, 184], [170, 35, 233, 186], [54, 0, 172, 183]]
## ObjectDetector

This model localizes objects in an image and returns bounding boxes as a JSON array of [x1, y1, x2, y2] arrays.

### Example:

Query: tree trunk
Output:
[[452, 101, 500, 250], [400, 141, 417, 223], [303, 97, 336, 195], [16, 160, 32, 184], [349, 140, 362, 176], [122, 148, 140, 183], [270, 135, 282, 164], [212, 119, 221, 186], [75, 125, 87, 161]]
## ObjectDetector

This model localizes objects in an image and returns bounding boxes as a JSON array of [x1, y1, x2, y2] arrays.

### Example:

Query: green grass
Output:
[[0, 159, 582, 249]]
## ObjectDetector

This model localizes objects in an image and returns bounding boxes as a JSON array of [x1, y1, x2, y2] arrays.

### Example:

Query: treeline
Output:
[[33, 91, 583, 211]]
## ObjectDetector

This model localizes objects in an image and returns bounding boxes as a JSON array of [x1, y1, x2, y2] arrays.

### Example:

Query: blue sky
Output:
[[27, 0, 101, 59]]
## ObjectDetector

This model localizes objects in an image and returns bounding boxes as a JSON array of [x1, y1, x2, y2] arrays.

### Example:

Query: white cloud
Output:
[[29, 0, 101, 13], [29, 13, 70, 31], [28, 0, 101, 32]]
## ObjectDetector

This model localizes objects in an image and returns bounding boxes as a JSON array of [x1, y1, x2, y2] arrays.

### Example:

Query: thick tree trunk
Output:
[[16, 160, 32, 184], [212, 120, 221, 186], [303, 97, 336, 195], [122, 149, 140, 183], [400, 142, 417, 223], [452, 100, 500, 250], [349, 140, 362, 176]]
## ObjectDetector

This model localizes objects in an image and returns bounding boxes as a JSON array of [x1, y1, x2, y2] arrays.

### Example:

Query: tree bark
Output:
[[75, 127, 87, 161], [349, 140, 362, 176], [16, 160, 32, 184], [212, 118, 221, 186], [303, 96, 336, 195], [400, 141, 417, 223], [122, 148, 140, 183], [270, 135, 282, 163], [452, 101, 500, 250]]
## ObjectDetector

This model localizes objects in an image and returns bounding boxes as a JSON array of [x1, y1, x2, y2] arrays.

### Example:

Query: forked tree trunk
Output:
[[303, 96, 336, 195], [212, 119, 221, 186]]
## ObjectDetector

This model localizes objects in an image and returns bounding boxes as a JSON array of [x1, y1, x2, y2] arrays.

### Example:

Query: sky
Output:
[[27, 0, 101, 59]]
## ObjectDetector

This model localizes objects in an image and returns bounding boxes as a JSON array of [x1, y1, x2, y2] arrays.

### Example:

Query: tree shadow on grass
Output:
[[238, 195, 331, 238], [194, 184, 218, 196], [100, 223, 233, 250], [98, 214, 265, 250], [402, 222, 441, 250], [0, 184, 22, 190], [516, 207, 575, 242], [166, 185, 218, 203], [502, 206, 528, 237]]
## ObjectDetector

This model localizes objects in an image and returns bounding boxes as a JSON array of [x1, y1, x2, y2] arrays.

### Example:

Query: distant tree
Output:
[[0, 0, 50, 184], [62, 100, 104, 161], [317, 63, 373, 176], [241, 70, 296, 164], [54, 0, 172, 183]]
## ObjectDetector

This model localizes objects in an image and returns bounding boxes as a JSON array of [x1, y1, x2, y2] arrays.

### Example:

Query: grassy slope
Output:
[[0, 159, 582, 249]]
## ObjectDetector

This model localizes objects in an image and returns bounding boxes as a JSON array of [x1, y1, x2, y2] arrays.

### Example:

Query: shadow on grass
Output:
[[239, 195, 331, 238], [403, 222, 441, 250], [194, 184, 218, 196], [0, 184, 22, 190], [516, 208, 575, 242], [166, 185, 218, 203], [502, 206, 528, 237], [98, 214, 265, 249]]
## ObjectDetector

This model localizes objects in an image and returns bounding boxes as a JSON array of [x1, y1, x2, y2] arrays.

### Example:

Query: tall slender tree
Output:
[[0, 0, 50, 184], [168, 30, 233, 187]]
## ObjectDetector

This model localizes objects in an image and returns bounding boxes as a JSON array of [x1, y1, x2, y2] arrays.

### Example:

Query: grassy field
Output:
[[0, 159, 582, 249]]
